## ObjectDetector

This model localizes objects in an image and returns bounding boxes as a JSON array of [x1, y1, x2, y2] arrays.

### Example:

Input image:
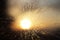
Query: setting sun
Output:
[[20, 19, 31, 29]]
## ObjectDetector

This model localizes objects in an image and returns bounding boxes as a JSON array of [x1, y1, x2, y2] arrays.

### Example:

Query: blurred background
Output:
[[0, 0, 60, 40]]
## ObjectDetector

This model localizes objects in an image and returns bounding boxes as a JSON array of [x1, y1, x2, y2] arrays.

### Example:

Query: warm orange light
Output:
[[20, 19, 31, 29]]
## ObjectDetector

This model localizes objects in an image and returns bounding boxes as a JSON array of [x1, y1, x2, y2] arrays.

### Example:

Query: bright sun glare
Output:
[[20, 19, 31, 29]]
